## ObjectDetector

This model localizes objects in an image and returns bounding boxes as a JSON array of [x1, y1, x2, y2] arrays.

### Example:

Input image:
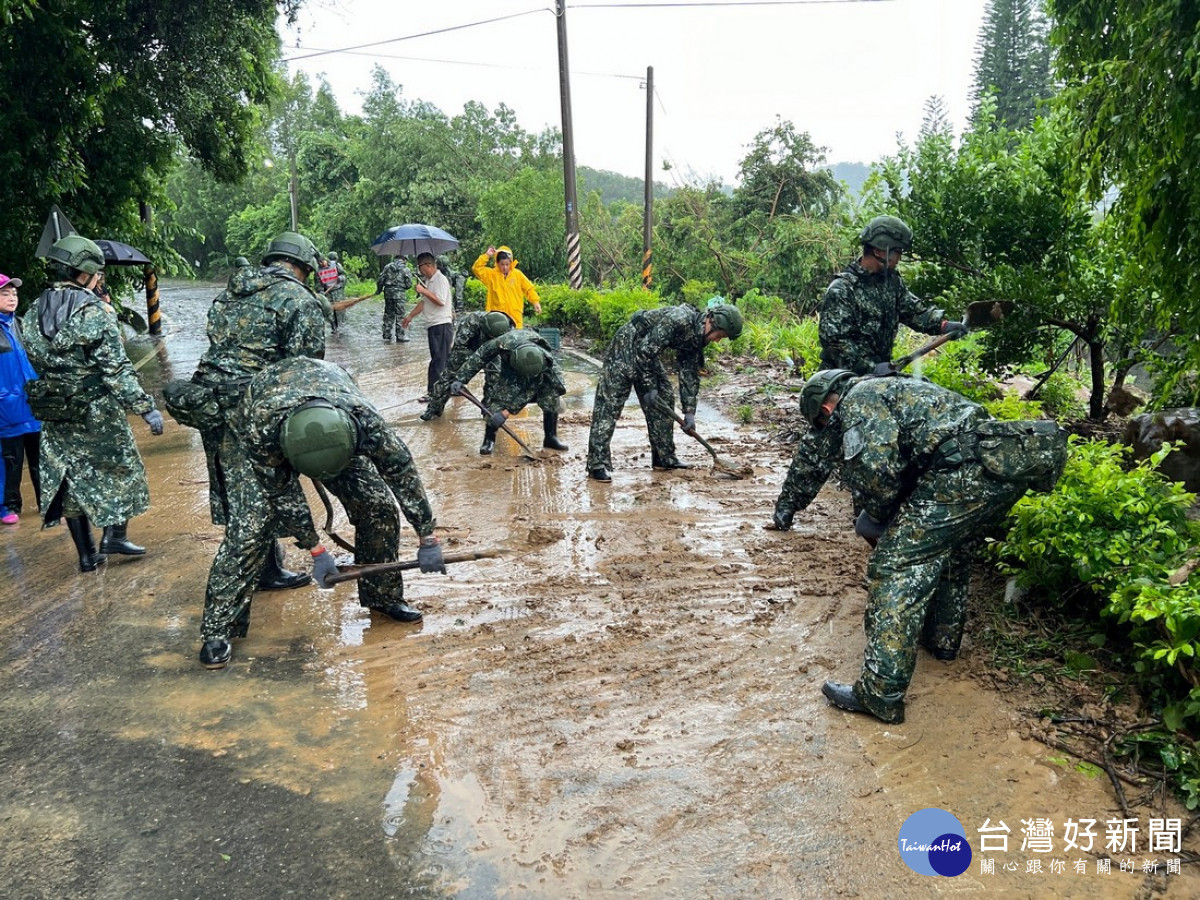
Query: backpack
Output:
[[975, 419, 1067, 493]]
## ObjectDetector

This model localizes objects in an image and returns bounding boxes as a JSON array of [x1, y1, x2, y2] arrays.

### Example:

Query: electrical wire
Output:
[[574, 0, 892, 7]]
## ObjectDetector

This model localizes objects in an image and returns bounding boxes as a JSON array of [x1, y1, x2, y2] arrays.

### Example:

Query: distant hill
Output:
[[579, 166, 673, 207], [828, 161, 873, 198]]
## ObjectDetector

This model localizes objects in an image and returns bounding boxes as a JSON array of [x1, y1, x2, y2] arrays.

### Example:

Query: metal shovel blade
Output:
[[652, 398, 751, 479]]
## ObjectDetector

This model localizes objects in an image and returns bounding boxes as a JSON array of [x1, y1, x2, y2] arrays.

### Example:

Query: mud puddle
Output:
[[0, 280, 1194, 898]]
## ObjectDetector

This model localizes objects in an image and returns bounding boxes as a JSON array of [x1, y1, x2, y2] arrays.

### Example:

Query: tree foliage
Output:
[[0, 0, 290, 290], [1049, 0, 1200, 402], [970, 0, 1055, 129]]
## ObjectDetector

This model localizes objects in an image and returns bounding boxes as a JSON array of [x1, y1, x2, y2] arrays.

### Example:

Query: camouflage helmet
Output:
[[799, 369, 857, 426], [46, 235, 106, 276], [263, 231, 319, 272], [707, 303, 744, 340], [483, 311, 514, 339], [327, 252, 338, 262], [859, 215, 913, 253], [281, 401, 358, 480], [511, 343, 546, 377], [436, 254, 450, 268], [234, 256, 250, 268]]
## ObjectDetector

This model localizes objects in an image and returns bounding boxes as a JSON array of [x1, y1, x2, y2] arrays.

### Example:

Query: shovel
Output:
[[323, 548, 508, 586], [652, 398, 752, 479], [873, 299, 1014, 377], [455, 385, 543, 460]]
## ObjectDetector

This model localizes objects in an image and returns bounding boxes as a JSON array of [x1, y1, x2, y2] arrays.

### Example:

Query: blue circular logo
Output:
[[897, 808, 972, 877]]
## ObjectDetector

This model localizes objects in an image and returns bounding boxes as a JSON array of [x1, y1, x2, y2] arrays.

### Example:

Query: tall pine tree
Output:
[[970, 0, 1054, 130]]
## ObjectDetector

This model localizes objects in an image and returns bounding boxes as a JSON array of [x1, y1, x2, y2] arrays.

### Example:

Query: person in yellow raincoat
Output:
[[472, 245, 541, 329]]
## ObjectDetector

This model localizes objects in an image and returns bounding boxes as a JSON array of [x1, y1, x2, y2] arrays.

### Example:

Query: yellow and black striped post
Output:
[[144, 264, 161, 335], [642, 248, 652, 290]]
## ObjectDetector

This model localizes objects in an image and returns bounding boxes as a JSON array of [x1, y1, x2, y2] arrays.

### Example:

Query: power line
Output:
[[574, 0, 892, 7], [283, 7, 549, 62]]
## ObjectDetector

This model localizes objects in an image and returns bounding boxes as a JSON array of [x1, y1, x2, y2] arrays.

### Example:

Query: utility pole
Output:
[[140, 201, 161, 336], [555, 0, 583, 289], [642, 65, 654, 290], [288, 148, 300, 232]]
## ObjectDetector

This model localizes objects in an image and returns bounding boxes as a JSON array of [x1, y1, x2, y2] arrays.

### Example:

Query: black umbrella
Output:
[[95, 239, 152, 266]]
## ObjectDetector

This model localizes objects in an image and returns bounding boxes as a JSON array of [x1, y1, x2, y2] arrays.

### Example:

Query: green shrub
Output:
[[1036, 372, 1087, 420], [538, 285, 662, 341], [983, 391, 1044, 421], [994, 438, 1199, 595], [726, 316, 821, 375], [918, 333, 1002, 403]]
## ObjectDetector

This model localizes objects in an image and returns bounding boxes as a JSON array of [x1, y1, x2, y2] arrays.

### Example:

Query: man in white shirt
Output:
[[404, 253, 454, 402]]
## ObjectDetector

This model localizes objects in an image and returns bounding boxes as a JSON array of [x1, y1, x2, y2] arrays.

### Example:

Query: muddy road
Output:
[[0, 281, 1194, 898]]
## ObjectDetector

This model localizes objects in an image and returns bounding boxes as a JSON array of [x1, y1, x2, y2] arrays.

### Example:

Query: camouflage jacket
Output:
[[450, 311, 496, 357], [233, 357, 435, 549], [775, 377, 989, 523], [194, 265, 326, 396], [376, 260, 413, 299], [24, 284, 155, 415], [620, 305, 707, 414], [453, 329, 566, 398], [818, 261, 944, 375]]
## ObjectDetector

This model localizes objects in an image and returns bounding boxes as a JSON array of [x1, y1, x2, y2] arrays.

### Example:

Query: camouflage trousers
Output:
[[381, 296, 407, 340], [853, 463, 1026, 719], [425, 352, 499, 417], [586, 353, 677, 471]]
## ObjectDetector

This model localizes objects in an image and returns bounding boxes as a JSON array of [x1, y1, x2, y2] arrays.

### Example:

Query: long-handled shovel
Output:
[[652, 398, 752, 479], [324, 548, 508, 586], [455, 385, 543, 460], [873, 299, 1015, 377]]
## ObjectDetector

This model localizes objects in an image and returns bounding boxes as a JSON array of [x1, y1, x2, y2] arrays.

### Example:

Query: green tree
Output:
[[478, 167, 568, 281], [1049, 0, 1200, 403], [0, 0, 292, 288], [970, 0, 1055, 130]]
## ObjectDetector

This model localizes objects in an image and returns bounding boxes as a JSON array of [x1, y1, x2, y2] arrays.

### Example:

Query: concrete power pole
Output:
[[555, 0, 583, 289], [642, 66, 654, 290]]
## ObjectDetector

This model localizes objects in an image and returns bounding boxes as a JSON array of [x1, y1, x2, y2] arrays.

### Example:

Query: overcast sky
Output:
[[280, 0, 988, 187]]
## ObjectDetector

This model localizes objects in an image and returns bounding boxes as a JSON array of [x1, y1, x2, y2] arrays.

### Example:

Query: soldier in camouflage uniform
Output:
[[323, 252, 348, 333], [585, 303, 743, 483], [437, 255, 468, 313], [376, 257, 413, 342], [819, 216, 966, 375], [420, 310, 513, 421], [23, 235, 164, 572], [197, 356, 446, 668], [449, 329, 567, 455], [771, 370, 1067, 724], [191, 232, 328, 665]]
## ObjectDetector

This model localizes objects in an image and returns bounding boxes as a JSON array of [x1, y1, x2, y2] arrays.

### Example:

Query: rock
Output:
[[1122, 407, 1200, 491], [1106, 384, 1148, 417]]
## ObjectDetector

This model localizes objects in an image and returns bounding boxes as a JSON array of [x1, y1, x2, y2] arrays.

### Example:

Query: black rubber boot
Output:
[[99, 521, 146, 556], [66, 516, 107, 573], [200, 639, 232, 669], [480, 425, 497, 455], [257, 540, 312, 591], [652, 454, 691, 471], [374, 602, 423, 623], [543, 411, 568, 451], [588, 467, 612, 483], [821, 681, 905, 724]]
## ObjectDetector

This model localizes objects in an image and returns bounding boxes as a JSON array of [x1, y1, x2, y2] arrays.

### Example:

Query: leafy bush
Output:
[[539, 285, 662, 342], [983, 391, 1044, 421], [726, 316, 822, 375], [1036, 372, 1087, 421], [995, 438, 1198, 595], [918, 333, 1003, 403]]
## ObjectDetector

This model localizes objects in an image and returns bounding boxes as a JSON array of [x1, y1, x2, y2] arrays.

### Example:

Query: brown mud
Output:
[[0, 282, 1195, 898]]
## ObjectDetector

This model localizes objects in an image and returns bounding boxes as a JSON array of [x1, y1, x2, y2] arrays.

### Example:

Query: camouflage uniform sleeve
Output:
[[376, 267, 386, 295], [818, 278, 871, 374], [775, 426, 839, 518], [632, 315, 682, 392], [547, 356, 567, 395], [359, 415, 435, 539], [842, 390, 906, 522], [285, 295, 328, 360], [897, 284, 944, 337], [676, 344, 703, 414], [241, 416, 321, 547], [81, 306, 155, 413], [453, 339, 500, 385]]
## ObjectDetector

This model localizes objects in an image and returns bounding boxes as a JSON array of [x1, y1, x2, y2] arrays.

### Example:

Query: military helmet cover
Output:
[[263, 231, 319, 271], [859, 215, 913, 253], [511, 343, 546, 377], [799, 369, 857, 426], [281, 401, 358, 480], [707, 303, 744, 340], [483, 311, 514, 338], [47, 235, 106, 275]]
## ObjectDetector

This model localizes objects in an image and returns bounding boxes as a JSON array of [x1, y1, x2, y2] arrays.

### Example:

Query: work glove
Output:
[[643, 389, 658, 408], [941, 320, 969, 339], [771, 507, 794, 532], [142, 409, 164, 435], [450, 380, 464, 396], [418, 536, 446, 574], [311, 546, 339, 589], [682, 412, 696, 433], [489, 410, 507, 429], [854, 510, 887, 548]]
